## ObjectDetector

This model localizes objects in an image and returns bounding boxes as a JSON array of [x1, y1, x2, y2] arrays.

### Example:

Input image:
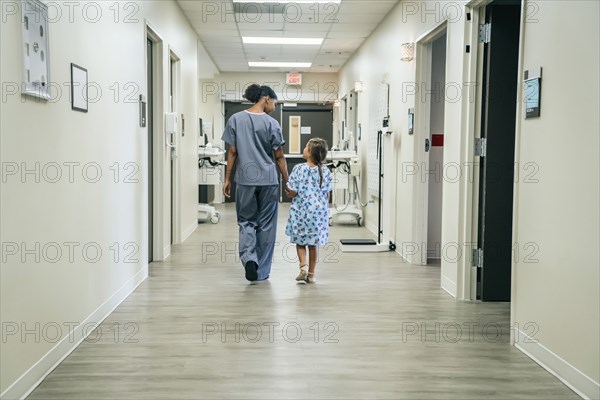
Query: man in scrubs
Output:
[[222, 84, 289, 281]]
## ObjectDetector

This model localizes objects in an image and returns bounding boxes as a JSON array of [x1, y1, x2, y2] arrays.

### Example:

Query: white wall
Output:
[[511, 1, 599, 398], [338, 0, 465, 295], [339, 0, 599, 397], [0, 1, 216, 398]]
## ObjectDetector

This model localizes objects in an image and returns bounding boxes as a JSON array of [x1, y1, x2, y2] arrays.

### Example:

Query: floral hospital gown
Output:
[[285, 163, 334, 246]]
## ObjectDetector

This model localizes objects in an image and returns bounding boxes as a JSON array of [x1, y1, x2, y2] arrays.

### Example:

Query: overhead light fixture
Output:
[[243, 37, 323, 45], [249, 62, 312, 68], [234, 0, 341, 3]]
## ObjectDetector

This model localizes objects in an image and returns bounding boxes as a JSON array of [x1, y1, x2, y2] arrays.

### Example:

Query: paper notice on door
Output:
[[301, 126, 311, 135]]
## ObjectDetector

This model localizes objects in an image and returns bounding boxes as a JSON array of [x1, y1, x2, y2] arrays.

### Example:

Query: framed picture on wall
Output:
[[70, 63, 88, 112], [20, 0, 51, 99]]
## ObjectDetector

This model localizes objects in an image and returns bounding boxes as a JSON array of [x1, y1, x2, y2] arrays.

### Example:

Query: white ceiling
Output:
[[177, 0, 400, 73]]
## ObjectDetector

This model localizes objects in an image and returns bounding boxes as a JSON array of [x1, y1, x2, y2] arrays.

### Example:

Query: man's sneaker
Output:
[[245, 261, 258, 281]]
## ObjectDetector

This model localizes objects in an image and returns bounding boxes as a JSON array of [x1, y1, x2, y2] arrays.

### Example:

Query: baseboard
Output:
[[441, 275, 457, 298], [0, 266, 148, 400], [182, 222, 198, 243], [396, 246, 411, 263], [365, 220, 377, 236], [515, 330, 600, 399], [362, 221, 393, 247]]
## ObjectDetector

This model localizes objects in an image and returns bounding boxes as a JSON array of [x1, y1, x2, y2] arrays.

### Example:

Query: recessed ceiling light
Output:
[[249, 62, 312, 68], [234, 0, 341, 3], [243, 37, 323, 45]]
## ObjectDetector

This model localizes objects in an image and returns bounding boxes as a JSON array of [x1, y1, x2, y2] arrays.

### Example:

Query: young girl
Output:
[[285, 138, 334, 283]]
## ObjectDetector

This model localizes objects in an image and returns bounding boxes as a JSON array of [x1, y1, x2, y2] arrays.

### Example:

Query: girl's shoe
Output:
[[305, 272, 316, 284], [296, 265, 308, 281]]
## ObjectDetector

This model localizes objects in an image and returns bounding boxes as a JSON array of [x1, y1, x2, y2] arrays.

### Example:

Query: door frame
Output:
[[169, 48, 182, 246], [460, 0, 526, 305], [145, 24, 166, 261], [340, 94, 348, 146], [461, 1, 493, 300], [146, 24, 183, 260], [146, 36, 154, 263], [458, 0, 495, 301], [413, 21, 448, 267], [347, 90, 357, 151]]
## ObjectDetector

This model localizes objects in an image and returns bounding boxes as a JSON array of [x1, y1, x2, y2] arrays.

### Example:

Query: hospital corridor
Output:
[[1, 0, 598, 399], [24, 204, 580, 399]]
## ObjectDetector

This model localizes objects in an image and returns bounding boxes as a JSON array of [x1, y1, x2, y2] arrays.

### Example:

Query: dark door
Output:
[[281, 105, 334, 155], [477, 0, 521, 301], [281, 104, 334, 203], [147, 38, 153, 262], [223, 102, 282, 202]]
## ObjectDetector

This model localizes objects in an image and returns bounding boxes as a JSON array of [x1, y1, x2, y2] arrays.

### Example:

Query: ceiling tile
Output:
[[177, 0, 400, 73]]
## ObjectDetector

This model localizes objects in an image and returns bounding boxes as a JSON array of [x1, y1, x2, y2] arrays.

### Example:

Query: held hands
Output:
[[284, 181, 296, 198]]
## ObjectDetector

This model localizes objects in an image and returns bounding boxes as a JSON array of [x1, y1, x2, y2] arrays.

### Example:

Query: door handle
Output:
[[425, 138, 430, 152], [165, 132, 176, 149]]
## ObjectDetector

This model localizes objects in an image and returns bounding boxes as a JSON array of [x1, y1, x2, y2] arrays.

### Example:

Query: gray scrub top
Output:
[[221, 110, 285, 186]]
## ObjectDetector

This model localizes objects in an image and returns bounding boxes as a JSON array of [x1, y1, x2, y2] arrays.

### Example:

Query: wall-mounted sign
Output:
[[524, 67, 542, 119], [286, 73, 302, 85], [431, 134, 444, 147], [21, 0, 51, 99], [71, 63, 88, 112]]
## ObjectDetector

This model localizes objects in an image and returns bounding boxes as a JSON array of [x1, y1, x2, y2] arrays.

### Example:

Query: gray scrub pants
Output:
[[235, 184, 279, 280]]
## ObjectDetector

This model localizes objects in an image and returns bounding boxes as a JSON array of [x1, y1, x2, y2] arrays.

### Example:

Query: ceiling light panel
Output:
[[234, 0, 340, 3], [177, 0, 401, 74], [248, 62, 312, 68], [243, 37, 323, 45], [236, 13, 286, 24]]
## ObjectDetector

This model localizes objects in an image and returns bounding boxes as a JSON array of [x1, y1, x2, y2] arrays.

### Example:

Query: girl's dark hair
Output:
[[308, 138, 329, 187], [243, 84, 278, 103]]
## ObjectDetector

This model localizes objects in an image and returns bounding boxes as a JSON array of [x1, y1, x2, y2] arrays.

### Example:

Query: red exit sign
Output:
[[286, 73, 302, 85]]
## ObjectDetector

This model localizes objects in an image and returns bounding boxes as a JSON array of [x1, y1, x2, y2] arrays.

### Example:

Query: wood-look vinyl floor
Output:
[[28, 204, 578, 399]]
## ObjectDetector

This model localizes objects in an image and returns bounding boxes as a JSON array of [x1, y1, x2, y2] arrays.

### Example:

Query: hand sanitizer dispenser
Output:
[[165, 113, 177, 134]]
